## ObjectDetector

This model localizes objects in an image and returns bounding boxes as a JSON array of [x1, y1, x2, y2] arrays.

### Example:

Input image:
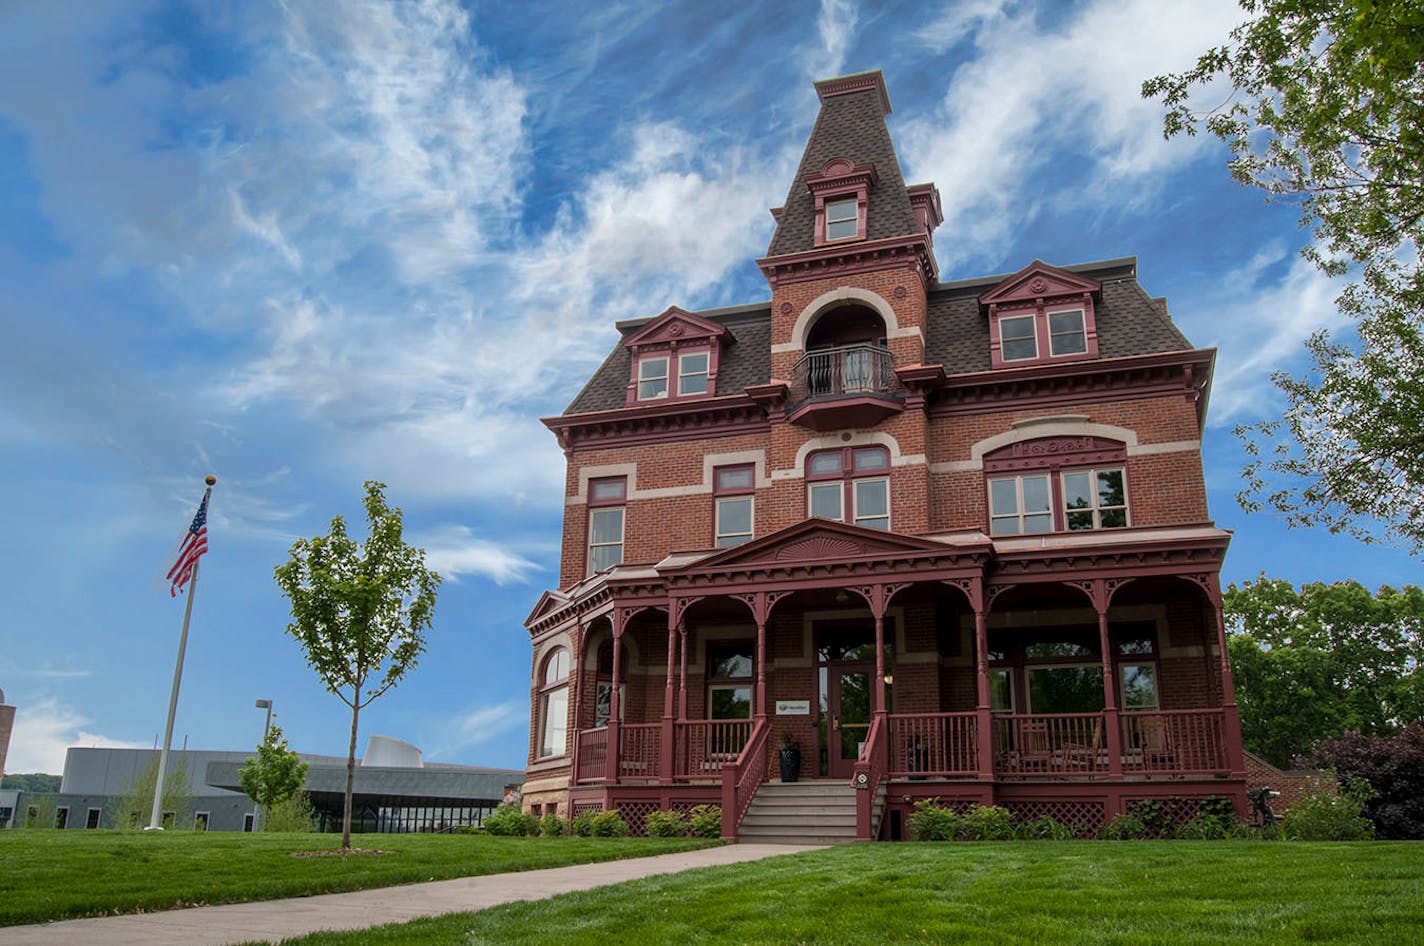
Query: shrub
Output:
[[484, 804, 535, 836], [1309, 724, 1424, 840], [1099, 813, 1149, 840], [453, 825, 481, 835], [590, 809, 630, 837], [688, 804, 722, 838], [1175, 815, 1229, 840], [539, 813, 566, 837], [645, 809, 691, 838], [263, 792, 315, 833], [1015, 815, 1075, 841], [908, 799, 959, 841], [958, 804, 1015, 841], [1282, 777, 1375, 840]]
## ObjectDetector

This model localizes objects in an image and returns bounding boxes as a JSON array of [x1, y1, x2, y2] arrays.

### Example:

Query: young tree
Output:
[[111, 755, 194, 830], [238, 724, 309, 831], [1225, 575, 1424, 764], [274, 481, 440, 850], [1143, 1, 1424, 549]]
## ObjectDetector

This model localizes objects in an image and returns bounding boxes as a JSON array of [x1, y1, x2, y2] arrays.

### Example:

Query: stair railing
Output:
[[720, 717, 770, 841], [851, 715, 888, 841]]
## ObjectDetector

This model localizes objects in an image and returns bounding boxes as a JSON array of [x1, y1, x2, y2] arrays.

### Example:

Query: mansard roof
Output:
[[561, 257, 1193, 416], [765, 71, 921, 257]]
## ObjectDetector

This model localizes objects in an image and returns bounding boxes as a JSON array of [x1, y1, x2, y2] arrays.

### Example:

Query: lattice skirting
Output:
[[609, 800, 660, 837], [1000, 799, 1106, 837], [1121, 795, 1228, 837]]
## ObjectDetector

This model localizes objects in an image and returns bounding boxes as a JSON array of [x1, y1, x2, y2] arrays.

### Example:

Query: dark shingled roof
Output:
[[564, 304, 772, 415], [559, 259, 1195, 416], [766, 86, 920, 257]]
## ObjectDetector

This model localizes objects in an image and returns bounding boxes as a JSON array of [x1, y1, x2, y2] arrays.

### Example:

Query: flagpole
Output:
[[147, 558, 199, 831], [147, 474, 215, 832]]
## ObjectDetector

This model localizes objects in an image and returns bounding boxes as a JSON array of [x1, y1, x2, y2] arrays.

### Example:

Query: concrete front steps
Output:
[[736, 780, 880, 845]]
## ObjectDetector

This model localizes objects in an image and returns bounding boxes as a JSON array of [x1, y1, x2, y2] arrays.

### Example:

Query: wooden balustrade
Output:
[[853, 715, 888, 840], [675, 719, 753, 778], [721, 719, 769, 840], [618, 723, 661, 778], [887, 712, 979, 778], [575, 726, 608, 784], [1121, 709, 1227, 775]]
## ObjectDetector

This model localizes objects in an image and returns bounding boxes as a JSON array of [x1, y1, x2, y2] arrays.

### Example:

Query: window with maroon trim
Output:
[[713, 465, 755, 548], [633, 346, 714, 401], [537, 647, 570, 758], [989, 302, 1100, 369], [806, 446, 890, 530], [983, 437, 1129, 535], [987, 623, 1159, 715], [806, 158, 877, 247], [587, 477, 626, 574], [707, 641, 754, 719]]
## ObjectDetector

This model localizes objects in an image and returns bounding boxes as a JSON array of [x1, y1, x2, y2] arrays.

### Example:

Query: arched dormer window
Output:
[[806, 157, 878, 246], [536, 646, 571, 757], [983, 437, 1128, 535]]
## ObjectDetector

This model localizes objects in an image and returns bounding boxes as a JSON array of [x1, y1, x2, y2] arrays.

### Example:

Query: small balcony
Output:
[[787, 344, 903, 431]]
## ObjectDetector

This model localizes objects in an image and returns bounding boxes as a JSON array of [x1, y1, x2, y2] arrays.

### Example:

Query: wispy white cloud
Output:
[[901, 0, 1244, 268], [427, 700, 526, 760], [4, 698, 148, 774], [415, 524, 544, 584], [809, 0, 860, 79]]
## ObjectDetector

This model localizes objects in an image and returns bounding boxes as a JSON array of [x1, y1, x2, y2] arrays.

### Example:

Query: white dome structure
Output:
[[361, 734, 424, 768]]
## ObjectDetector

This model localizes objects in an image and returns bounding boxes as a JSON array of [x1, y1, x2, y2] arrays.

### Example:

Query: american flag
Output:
[[166, 487, 211, 597]]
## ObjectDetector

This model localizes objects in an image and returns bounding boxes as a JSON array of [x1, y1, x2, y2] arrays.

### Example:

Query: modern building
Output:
[[1, 736, 521, 832], [521, 71, 1245, 842]]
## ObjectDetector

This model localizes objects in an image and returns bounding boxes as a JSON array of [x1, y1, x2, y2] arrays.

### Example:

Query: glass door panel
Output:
[[829, 669, 872, 778]]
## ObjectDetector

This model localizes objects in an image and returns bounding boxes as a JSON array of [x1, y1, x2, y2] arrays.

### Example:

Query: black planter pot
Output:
[[778, 747, 801, 782]]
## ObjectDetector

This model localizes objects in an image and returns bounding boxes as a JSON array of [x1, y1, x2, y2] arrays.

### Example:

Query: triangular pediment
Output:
[[524, 589, 569, 628], [979, 260, 1101, 308], [664, 518, 960, 574], [622, 306, 732, 350]]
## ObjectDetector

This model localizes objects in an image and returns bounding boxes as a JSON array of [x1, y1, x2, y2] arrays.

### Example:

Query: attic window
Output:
[[622, 306, 731, 406], [825, 199, 858, 241], [638, 356, 669, 399], [979, 262, 1103, 370]]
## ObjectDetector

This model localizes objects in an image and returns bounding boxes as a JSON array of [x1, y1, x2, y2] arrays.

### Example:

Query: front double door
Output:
[[824, 662, 874, 779]]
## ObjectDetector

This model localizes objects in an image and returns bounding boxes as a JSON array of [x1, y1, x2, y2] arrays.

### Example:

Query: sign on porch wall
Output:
[[776, 700, 811, 715]]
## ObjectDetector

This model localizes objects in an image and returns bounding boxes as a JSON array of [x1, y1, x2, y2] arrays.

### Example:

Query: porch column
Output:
[[570, 619, 585, 782], [661, 615, 679, 781], [1092, 580, 1123, 778], [606, 609, 625, 784], [1210, 590, 1246, 778], [755, 616, 768, 720], [873, 611, 887, 718], [678, 622, 689, 720], [973, 607, 994, 779]]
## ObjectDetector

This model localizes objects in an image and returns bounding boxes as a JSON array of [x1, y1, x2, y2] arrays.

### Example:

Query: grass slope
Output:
[[269, 842, 1424, 946], [0, 831, 716, 926]]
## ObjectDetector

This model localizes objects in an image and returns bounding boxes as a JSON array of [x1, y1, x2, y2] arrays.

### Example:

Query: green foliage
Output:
[[1225, 575, 1424, 765], [238, 724, 309, 829], [1099, 813, 1149, 840], [20, 795, 58, 830], [1014, 815, 1075, 841], [539, 813, 566, 838], [0, 773, 61, 792], [570, 809, 629, 837], [908, 798, 959, 841], [687, 804, 721, 839], [1283, 777, 1377, 840], [110, 755, 193, 831], [262, 792, 315, 833], [274, 481, 441, 850], [645, 808, 691, 838], [484, 804, 536, 836], [1310, 723, 1424, 838], [957, 804, 1015, 841], [1145, 0, 1424, 551]]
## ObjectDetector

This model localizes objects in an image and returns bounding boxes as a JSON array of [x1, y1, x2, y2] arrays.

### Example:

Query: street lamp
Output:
[[255, 699, 273, 742]]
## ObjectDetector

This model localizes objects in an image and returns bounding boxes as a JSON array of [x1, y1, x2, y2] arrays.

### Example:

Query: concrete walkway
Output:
[[2, 844, 824, 946]]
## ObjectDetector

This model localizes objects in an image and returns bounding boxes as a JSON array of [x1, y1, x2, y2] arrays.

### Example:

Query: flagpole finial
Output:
[[205, 474, 217, 486]]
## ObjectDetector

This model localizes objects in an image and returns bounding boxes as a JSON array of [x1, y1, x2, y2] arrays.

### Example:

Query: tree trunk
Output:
[[343, 698, 360, 851]]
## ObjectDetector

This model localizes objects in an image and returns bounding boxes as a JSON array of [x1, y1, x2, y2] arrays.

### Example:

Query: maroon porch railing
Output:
[[853, 715, 889, 840], [992, 713, 1111, 777], [887, 712, 979, 778], [676, 719, 753, 779], [721, 718, 769, 840], [618, 723, 661, 779], [576, 726, 608, 784], [1121, 709, 1227, 775]]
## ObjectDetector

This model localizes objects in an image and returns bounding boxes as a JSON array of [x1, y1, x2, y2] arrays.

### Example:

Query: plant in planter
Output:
[[778, 731, 801, 782]]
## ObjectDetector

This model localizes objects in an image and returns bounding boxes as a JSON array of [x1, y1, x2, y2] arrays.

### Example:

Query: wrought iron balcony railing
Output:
[[791, 344, 895, 402]]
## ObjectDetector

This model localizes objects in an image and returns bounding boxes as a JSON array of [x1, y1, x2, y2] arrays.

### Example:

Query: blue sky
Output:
[[1, 0, 1416, 775]]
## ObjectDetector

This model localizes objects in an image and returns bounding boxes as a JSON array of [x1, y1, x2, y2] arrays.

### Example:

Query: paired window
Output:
[[988, 468, 1127, 535], [988, 624, 1159, 714], [995, 307, 1090, 364], [636, 349, 712, 401], [587, 477, 626, 574], [707, 641, 754, 719], [537, 647, 571, 757], [714, 465, 755, 547], [806, 446, 890, 530]]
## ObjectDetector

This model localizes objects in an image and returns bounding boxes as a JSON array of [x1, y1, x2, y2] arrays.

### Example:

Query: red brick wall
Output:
[[1244, 752, 1335, 811]]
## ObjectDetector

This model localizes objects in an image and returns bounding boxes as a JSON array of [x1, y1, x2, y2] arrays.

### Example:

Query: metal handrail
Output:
[[791, 344, 894, 400]]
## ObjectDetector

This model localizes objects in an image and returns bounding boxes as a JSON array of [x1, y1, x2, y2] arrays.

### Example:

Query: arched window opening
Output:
[[537, 647, 570, 757]]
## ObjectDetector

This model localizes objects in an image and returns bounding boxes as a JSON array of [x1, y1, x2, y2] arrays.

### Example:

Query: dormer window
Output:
[[825, 198, 859, 241], [979, 261, 1103, 370], [622, 306, 732, 407], [638, 356, 669, 399]]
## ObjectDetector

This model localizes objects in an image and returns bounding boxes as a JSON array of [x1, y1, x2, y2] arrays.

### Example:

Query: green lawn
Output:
[[0, 830, 717, 926], [265, 842, 1424, 946]]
